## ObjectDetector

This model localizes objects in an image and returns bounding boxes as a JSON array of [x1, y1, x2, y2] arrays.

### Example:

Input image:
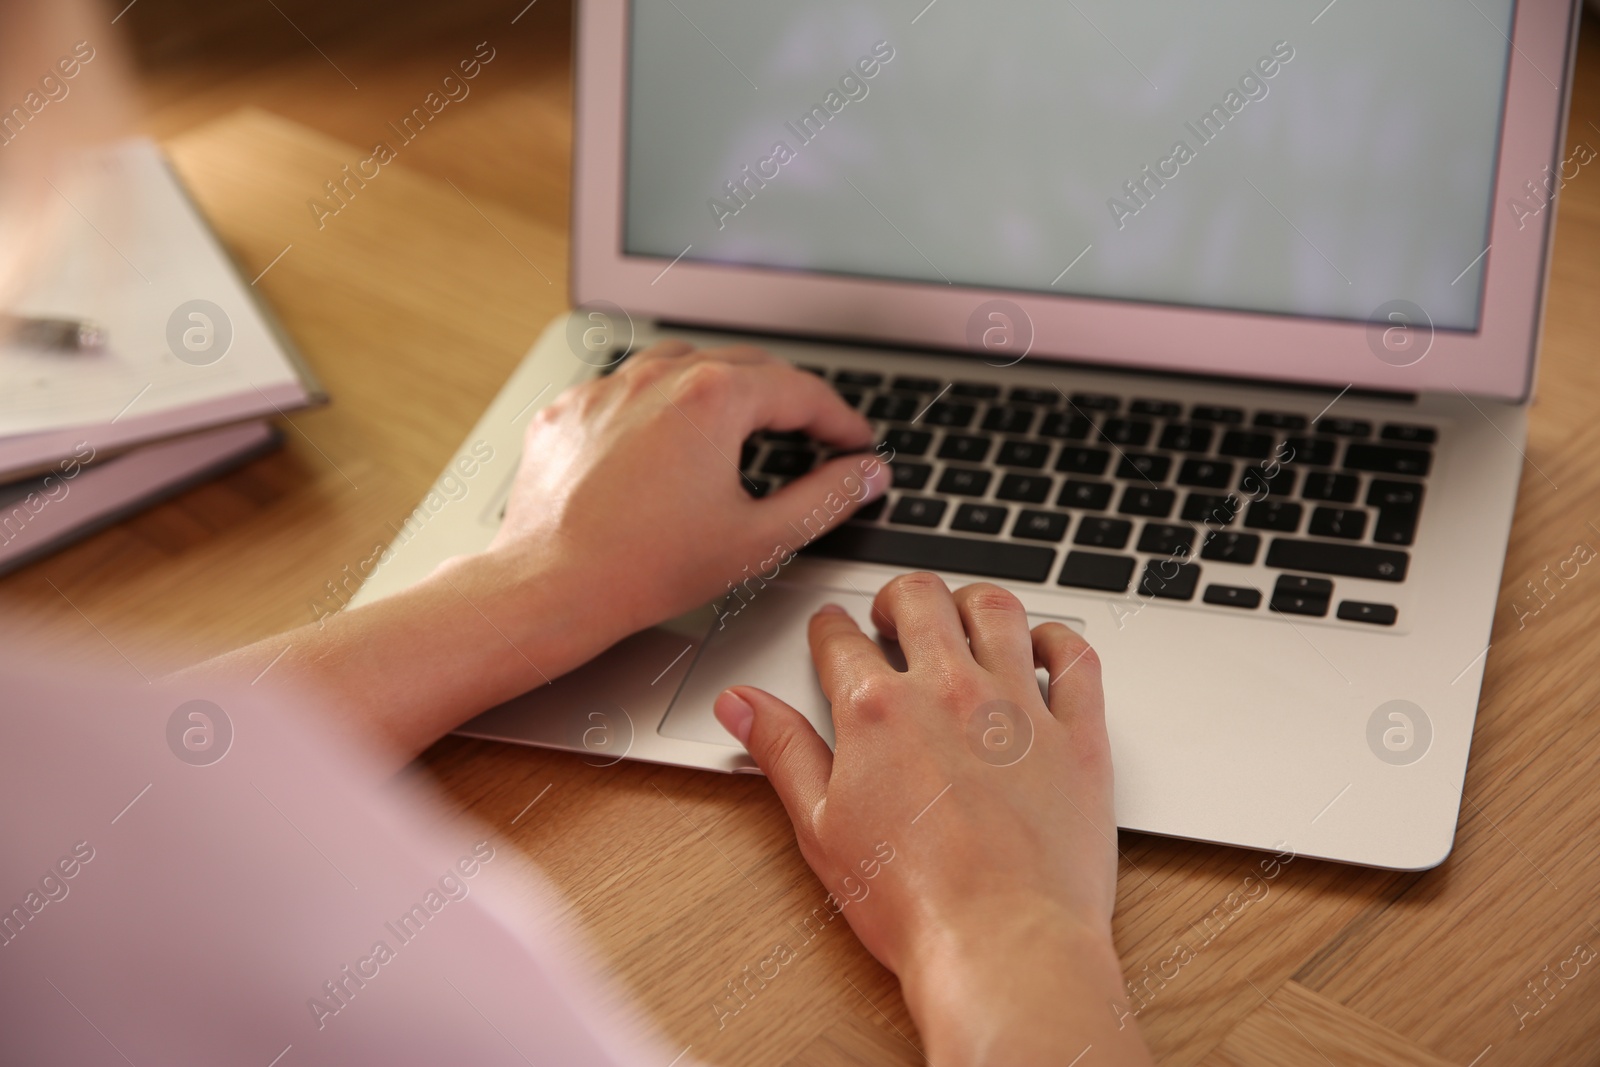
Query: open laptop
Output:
[[354, 0, 1582, 870]]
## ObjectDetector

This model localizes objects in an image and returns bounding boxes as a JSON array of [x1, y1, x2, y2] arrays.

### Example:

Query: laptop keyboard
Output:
[[741, 366, 1436, 626]]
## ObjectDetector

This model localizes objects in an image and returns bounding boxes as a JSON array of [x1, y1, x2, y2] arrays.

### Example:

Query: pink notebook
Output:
[[0, 419, 281, 575]]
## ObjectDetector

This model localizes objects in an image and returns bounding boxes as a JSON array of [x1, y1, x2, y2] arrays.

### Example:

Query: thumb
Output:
[[715, 686, 833, 840], [756, 452, 890, 547]]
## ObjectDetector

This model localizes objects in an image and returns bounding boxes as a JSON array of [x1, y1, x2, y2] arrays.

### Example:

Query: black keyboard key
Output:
[[1315, 417, 1372, 437], [1013, 509, 1069, 542], [1009, 386, 1060, 406], [1177, 459, 1234, 489], [1283, 436, 1336, 467], [1253, 411, 1308, 430], [761, 448, 816, 477], [1367, 478, 1425, 544], [1270, 589, 1330, 617], [1075, 517, 1133, 549], [1159, 424, 1214, 453], [892, 375, 942, 393], [1344, 443, 1432, 478], [951, 503, 1009, 535], [1373, 506, 1420, 546], [1276, 575, 1334, 598], [882, 428, 933, 457], [1116, 453, 1171, 481], [1338, 600, 1398, 625], [1183, 493, 1241, 527], [744, 477, 772, 499], [938, 467, 992, 497], [950, 381, 1002, 399], [1200, 530, 1261, 564], [1139, 560, 1201, 600], [1070, 392, 1120, 412], [1058, 550, 1135, 591], [1190, 405, 1244, 424], [853, 496, 887, 522], [1219, 430, 1274, 460], [1265, 539, 1409, 581], [890, 462, 932, 490], [868, 394, 919, 421], [983, 405, 1037, 434], [1098, 418, 1153, 447], [1301, 472, 1359, 503], [1381, 423, 1437, 445], [1118, 487, 1175, 518], [1240, 465, 1297, 498], [741, 440, 760, 469], [811, 526, 1055, 583], [1130, 399, 1182, 418], [763, 429, 809, 444], [997, 473, 1053, 504], [1366, 479, 1424, 509], [1308, 507, 1368, 540], [1039, 412, 1094, 439], [1055, 447, 1112, 476], [1363, 476, 1427, 543], [889, 496, 947, 527], [923, 401, 977, 428], [1204, 584, 1262, 609], [834, 369, 883, 387], [1058, 479, 1114, 510], [938, 434, 993, 463], [837, 389, 863, 409], [996, 440, 1052, 468], [1245, 500, 1302, 532], [1137, 522, 1195, 557], [1272, 576, 1332, 617]]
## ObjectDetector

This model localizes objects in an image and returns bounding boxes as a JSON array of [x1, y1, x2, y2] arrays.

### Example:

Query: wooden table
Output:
[[6, 14, 1600, 1066]]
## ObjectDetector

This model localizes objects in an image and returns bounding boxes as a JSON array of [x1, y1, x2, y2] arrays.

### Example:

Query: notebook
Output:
[[0, 420, 282, 576], [0, 137, 321, 479]]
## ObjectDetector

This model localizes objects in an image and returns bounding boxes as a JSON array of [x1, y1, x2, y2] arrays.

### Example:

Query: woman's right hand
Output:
[[715, 573, 1154, 1066]]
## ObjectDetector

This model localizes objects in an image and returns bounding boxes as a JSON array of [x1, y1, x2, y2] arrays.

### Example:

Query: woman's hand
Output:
[[184, 340, 886, 770], [490, 340, 889, 661], [715, 574, 1153, 1066]]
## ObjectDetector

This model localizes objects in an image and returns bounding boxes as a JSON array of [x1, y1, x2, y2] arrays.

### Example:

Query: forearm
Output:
[[900, 908, 1153, 1067], [172, 548, 603, 772]]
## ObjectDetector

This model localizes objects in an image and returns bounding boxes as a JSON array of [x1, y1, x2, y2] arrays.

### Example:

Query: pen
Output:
[[1, 314, 106, 352]]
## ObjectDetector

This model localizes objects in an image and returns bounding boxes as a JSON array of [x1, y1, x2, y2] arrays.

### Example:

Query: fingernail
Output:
[[714, 690, 755, 745], [861, 461, 891, 501], [815, 602, 848, 616]]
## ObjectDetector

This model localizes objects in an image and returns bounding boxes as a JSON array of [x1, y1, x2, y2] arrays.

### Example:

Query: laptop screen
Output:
[[622, 0, 1517, 333]]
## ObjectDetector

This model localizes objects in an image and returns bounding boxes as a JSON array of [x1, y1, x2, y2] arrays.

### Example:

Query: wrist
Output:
[[899, 903, 1130, 1066], [423, 543, 615, 690]]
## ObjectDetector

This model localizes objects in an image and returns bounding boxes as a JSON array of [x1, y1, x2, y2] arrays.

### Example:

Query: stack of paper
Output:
[[0, 138, 322, 574]]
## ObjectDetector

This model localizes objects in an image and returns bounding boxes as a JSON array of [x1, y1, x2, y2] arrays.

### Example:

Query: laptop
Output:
[[354, 0, 1582, 869]]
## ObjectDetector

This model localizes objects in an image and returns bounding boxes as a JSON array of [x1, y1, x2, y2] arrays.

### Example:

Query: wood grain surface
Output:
[[4, 5, 1598, 1064]]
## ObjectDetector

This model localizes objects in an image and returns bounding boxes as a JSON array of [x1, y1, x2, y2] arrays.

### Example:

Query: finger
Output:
[[807, 603, 891, 701], [758, 452, 890, 545], [951, 583, 1035, 678], [715, 686, 832, 841], [623, 339, 694, 366], [870, 572, 971, 671], [732, 362, 874, 449], [693, 343, 780, 366], [1031, 623, 1106, 730], [1031, 624, 1114, 839]]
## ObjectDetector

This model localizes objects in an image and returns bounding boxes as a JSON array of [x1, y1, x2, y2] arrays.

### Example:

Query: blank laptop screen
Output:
[[622, 0, 1518, 331]]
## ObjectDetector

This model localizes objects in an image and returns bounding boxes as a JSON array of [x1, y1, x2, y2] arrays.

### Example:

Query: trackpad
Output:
[[659, 581, 1084, 749]]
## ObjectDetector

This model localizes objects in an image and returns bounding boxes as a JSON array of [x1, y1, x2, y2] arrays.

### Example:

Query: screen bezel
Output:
[[573, 0, 1580, 402]]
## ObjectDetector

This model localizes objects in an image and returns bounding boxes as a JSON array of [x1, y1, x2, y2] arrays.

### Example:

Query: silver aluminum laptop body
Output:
[[353, 1, 1579, 869]]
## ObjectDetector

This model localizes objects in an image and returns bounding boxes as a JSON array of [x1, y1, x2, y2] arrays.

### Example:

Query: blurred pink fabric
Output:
[[0, 651, 684, 1066]]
